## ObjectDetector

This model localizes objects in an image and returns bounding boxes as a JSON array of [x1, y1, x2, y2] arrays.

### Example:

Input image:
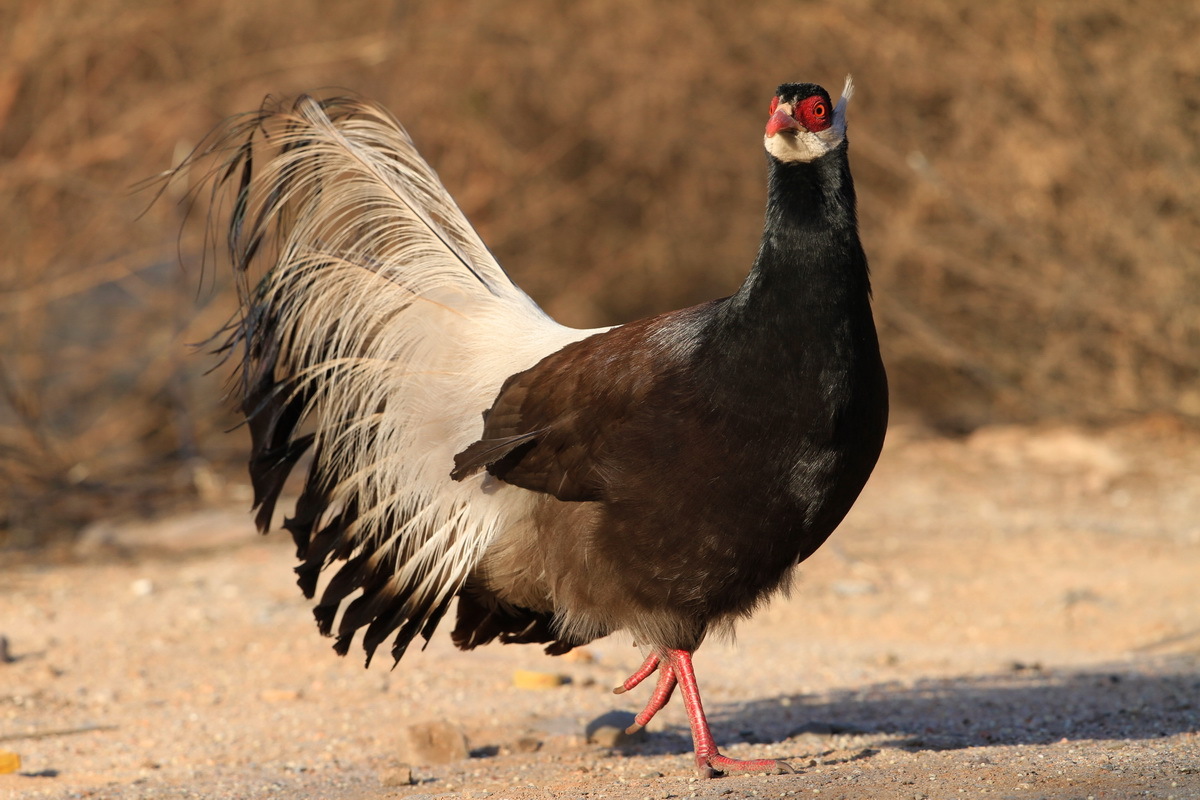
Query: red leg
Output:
[[626, 660, 678, 733], [613, 652, 661, 694], [667, 649, 794, 778]]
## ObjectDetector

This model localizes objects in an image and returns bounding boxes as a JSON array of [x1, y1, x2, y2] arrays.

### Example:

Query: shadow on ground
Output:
[[628, 657, 1200, 759]]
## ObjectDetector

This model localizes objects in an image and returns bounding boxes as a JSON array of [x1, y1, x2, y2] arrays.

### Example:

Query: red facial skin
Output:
[[794, 95, 832, 132], [765, 94, 832, 137]]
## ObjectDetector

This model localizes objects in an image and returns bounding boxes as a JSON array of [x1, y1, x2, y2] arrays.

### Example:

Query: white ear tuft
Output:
[[831, 75, 854, 140]]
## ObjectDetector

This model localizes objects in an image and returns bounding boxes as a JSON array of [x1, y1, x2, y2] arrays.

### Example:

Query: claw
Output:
[[616, 652, 661, 694], [702, 753, 796, 777], [618, 648, 794, 778]]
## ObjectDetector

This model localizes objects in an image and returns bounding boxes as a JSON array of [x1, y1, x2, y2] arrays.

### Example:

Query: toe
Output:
[[704, 753, 795, 775]]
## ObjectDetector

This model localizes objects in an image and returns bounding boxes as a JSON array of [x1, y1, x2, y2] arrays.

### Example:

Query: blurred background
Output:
[[1, 0, 1197, 547]]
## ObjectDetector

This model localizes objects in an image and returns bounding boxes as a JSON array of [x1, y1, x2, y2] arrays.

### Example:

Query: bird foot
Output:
[[618, 649, 796, 779], [613, 652, 662, 695], [696, 753, 795, 778]]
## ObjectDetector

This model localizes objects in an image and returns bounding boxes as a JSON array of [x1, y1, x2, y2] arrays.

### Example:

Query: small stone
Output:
[[395, 721, 469, 765], [0, 636, 13, 664], [379, 763, 414, 786], [560, 647, 596, 664], [585, 710, 646, 747], [830, 579, 876, 596], [260, 688, 302, 702], [512, 669, 568, 689], [0, 750, 20, 774], [513, 735, 542, 753], [131, 578, 155, 597]]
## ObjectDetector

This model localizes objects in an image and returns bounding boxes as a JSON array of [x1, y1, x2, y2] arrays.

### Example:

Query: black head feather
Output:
[[774, 82, 831, 106]]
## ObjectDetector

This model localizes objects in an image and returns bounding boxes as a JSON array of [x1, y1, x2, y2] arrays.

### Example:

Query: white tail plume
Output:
[[179, 95, 600, 664]]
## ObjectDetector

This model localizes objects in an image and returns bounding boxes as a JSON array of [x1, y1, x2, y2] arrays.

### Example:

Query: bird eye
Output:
[[769, 96, 780, 115], [795, 96, 834, 133]]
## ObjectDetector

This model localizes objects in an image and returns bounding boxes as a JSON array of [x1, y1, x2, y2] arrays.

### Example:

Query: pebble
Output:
[[559, 647, 596, 664], [395, 721, 469, 764], [512, 669, 568, 689], [259, 688, 302, 703], [585, 710, 646, 747], [0, 750, 20, 774], [830, 579, 877, 596], [512, 735, 543, 753], [378, 763, 414, 786]]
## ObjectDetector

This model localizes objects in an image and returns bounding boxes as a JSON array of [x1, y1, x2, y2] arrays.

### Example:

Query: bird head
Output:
[[763, 76, 853, 164]]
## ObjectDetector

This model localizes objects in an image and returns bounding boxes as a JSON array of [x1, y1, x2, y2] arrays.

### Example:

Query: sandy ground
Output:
[[2, 422, 1199, 800]]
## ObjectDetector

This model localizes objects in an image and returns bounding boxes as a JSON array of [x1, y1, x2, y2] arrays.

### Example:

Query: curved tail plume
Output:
[[172, 95, 598, 665]]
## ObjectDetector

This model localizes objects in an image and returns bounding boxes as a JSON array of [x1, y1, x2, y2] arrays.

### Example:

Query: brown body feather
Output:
[[172, 78, 882, 777], [175, 81, 884, 695], [452, 282, 886, 652]]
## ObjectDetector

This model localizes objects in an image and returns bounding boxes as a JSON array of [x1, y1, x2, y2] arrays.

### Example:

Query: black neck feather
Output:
[[725, 140, 870, 322]]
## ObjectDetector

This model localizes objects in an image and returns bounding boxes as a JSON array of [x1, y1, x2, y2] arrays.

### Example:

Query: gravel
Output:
[[2, 422, 1198, 799]]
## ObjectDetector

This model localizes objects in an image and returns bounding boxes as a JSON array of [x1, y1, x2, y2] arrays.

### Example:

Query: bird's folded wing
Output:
[[451, 355, 613, 502], [450, 430, 544, 481], [451, 310, 696, 503]]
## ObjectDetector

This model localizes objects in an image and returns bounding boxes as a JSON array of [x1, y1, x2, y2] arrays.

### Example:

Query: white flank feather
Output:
[[191, 96, 603, 661]]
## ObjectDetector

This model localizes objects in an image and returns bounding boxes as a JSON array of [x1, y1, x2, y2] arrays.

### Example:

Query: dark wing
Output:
[[451, 309, 701, 501]]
